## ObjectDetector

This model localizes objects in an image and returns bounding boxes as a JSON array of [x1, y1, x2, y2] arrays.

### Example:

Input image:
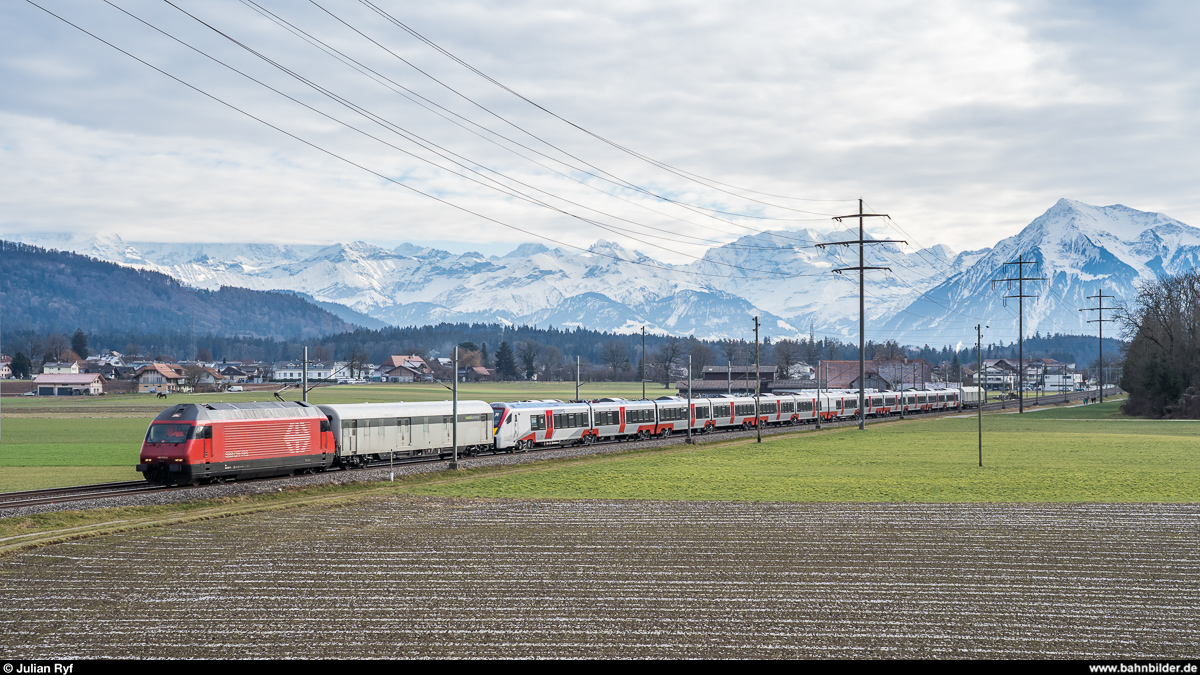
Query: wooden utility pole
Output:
[[990, 255, 1045, 414], [450, 346, 459, 470], [687, 354, 694, 445], [818, 199, 900, 430], [641, 325, 646, 401], [977, 323, 986, 467], [755, 316, 762, 444], [1080, 288, 1116, 403]]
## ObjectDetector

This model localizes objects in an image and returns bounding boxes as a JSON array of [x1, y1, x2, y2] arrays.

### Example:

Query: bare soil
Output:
[[1, 499, 1196, 659]]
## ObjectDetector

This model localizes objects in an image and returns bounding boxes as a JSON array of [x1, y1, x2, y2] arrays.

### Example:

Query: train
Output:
[[138, 387, 984, 486]]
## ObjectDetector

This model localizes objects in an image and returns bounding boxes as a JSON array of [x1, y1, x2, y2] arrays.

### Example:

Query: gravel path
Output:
[[2, 499, 1196, 658]]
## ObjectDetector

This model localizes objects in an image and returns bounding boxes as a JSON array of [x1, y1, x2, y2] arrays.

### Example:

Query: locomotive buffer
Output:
[[817, 199, 902, 430]]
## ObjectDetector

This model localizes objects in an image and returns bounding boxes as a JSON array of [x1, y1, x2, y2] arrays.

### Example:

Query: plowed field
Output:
[[2, 498, 1196, 658]]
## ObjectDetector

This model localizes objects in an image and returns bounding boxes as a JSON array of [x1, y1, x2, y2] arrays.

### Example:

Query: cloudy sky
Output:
[[2, 0, 1198, 261]]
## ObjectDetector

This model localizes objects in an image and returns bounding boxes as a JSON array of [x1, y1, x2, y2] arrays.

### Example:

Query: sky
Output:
[[2, 0, 1198, 262]]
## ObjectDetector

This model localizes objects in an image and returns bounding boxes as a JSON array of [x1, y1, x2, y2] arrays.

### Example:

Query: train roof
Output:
[[496, 400, 591, 410], [152, 401, 326, 423], [318, 400, 493, 419]]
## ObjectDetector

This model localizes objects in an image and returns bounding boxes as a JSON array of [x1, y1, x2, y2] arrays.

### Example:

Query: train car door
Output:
[[198, 425, 213, 462], [345, 419, 358, 455]]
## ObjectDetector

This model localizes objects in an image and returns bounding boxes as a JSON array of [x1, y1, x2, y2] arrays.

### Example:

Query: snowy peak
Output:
[[22, 199, 1200, 344], [502, 243, 550, 259], [305, 241, 398, 264]]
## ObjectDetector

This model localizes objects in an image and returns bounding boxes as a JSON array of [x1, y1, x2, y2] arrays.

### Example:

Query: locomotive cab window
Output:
[[146, 424, 192, 444]]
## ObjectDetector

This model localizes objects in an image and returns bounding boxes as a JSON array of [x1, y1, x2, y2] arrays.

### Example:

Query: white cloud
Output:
[[2, 0, 1199, 257]]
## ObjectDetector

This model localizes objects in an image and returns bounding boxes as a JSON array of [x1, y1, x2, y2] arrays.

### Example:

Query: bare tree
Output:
[[873, 340, 905, 361], [689, 340, 715, 375], [42, 334, 69, 363], [310, 344, 333, 364], [600, 340, 631, 379], [654, 338, 686, 387], [773, 339, 801, 378], [717, 338, 745, 365], [183, 364, 206, 391], [346, 348, 371, 379], [542, 345, 567, 380]]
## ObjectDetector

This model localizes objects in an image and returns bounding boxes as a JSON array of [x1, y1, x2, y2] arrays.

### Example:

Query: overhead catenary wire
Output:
[[237, 0, 842, 251], [173, 0, 843, 259], [357, 0, 857, 207], [320, 0, 852, 220], [27, 0, 840, 283], [130, 0, 826, 276], [31, 1, 1068, 344]]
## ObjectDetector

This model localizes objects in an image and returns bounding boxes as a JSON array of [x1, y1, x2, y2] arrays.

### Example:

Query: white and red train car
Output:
[[141, 388, 975, 484]]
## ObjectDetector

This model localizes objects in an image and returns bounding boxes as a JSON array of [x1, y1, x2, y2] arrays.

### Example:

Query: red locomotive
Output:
[[138, 401, 333, 485]]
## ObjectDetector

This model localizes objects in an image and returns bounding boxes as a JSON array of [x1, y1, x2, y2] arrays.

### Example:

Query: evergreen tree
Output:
[[11, 351, 31, 379], [71, 328, 89, 360], [496, 341, 518, 381]]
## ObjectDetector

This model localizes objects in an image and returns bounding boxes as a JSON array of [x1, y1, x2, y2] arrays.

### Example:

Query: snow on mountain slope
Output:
[[883, 199, 1200, 345], [21, 199, 1200, 344]]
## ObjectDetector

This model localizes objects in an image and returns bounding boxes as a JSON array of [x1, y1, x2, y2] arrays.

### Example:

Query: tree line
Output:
[[4, 318, 1121, 385], [1120, 270, 1200, 417]]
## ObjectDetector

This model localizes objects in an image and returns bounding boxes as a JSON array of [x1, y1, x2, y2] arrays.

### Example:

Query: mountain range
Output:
[[12, 199, 1189, 345]]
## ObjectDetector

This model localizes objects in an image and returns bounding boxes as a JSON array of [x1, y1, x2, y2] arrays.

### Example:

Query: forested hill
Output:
[[0, 241, 359, 339]]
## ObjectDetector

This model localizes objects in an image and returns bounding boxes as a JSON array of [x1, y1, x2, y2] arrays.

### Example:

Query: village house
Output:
[[134, 363, 184, 394], [42, 361, 81, 374], [372, 355, 434, 382]]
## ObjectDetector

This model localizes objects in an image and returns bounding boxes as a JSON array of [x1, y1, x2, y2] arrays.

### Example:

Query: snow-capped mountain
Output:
[[15, 199, 1199, 343], [883, 199, 1200, 344], [11, 230, 951, 340]]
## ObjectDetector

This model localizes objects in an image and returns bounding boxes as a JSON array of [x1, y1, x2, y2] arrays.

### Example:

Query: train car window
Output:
[[320, 419, 331, 433]]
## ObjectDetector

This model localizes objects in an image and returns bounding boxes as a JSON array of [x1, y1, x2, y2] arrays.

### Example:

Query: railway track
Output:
[[0, 387, 1120, 512], [0, 480, 170, 509]]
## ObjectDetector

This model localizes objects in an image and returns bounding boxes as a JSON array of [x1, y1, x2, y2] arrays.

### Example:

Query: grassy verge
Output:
[[0, 381, 674, 490], [405, 398, 1198, 502], [0, 480, 404, 557], [6, 398, 1197, 554]]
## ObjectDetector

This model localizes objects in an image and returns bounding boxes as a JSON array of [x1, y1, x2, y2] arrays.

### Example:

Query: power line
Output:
[[114, 0, 824, 277], [817, 199, 901, 430], [990, 254, 1046, 413], [24, 0, 824, 282], [1079, 287, 1117, 403], [355, 0, 857, 209], [239, 0, 841, 247]]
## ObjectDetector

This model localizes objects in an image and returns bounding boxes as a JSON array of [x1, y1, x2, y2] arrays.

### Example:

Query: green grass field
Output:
[[0, 381, 670, 411], [404, 399, 1200, 502], [3, 392, 1192, 502], [0, 381, 672, 491]]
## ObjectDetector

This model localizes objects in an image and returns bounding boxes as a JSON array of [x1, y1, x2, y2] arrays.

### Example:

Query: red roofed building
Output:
[[134, 363, 184, 394]]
